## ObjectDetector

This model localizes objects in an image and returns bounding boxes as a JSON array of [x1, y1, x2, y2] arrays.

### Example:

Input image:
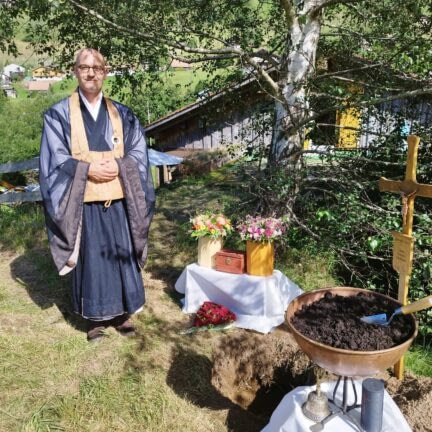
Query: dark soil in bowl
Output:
[[290, 292, 414, 350]]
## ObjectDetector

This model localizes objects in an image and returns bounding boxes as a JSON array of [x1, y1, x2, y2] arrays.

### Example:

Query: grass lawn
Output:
[[0, 164, 339, 431], [0, 162, 431, 431], [0, 174, 245, 431]]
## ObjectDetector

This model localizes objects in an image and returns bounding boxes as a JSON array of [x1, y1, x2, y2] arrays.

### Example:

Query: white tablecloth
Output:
[[261, 381, 412, 432], [174, 263, 303, 333]]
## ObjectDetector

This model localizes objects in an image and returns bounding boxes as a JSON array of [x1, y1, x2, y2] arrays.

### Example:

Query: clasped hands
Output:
[[88, 158, 119, 182]]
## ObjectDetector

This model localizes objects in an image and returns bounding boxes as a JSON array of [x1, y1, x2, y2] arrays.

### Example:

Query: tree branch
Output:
[[286, 207, 321, 239], [241, 54, 280, 96], [67, 0, 242, 57], [68, 0, 156, 41], [279, 0, 295, 27], [169, 52, 238, 64], [250, 48, 281, 68], [315, 62, 382, 80], [67, 0, 283, 95], [309, 0, 367, 17]]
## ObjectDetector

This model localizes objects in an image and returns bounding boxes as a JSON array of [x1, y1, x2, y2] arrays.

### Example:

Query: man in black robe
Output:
[[39, 48, 155, 341]]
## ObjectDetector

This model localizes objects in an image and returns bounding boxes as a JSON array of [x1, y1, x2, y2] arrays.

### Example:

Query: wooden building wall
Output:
[[146, 88, 272, 153], [147, 79, 432, 154]]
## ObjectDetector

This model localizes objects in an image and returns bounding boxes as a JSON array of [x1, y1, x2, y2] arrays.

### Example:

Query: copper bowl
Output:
[[286, 287, 418, 377]]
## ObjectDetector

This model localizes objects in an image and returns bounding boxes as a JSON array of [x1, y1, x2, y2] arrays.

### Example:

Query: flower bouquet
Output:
[[190, 213, 233, 239], [237, 215, 286, 242], [191, 213, 233, 268], [237, 215, 286, 276], [181, 301, 236, 334]]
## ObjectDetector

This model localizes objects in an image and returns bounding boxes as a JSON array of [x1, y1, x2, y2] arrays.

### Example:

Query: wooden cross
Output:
[[379, 135, 432, 379]]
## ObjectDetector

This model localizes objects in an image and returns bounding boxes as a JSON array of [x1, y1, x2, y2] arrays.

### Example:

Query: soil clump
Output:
[[291, 292, 414, 350]]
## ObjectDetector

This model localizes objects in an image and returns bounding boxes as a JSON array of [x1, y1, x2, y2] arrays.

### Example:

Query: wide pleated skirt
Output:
[[72, 199, 145, 320]]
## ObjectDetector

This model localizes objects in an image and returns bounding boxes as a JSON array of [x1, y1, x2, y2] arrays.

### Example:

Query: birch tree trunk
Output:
[[270, 2, 323, 181]]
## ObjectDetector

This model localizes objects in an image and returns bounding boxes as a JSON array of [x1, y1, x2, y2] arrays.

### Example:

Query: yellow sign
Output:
[[392, 231, 415, 275]]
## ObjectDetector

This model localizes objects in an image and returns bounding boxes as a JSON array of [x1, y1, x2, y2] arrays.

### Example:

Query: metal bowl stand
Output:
[[309, 376, 364, 432]]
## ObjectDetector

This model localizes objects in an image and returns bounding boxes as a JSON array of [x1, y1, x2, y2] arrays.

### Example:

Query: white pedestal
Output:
[[175, 263, 303, 333], [261, 381, 412, 432]]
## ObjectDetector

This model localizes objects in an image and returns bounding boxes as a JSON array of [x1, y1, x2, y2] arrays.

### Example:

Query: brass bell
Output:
[[302, 384, 331, 422]]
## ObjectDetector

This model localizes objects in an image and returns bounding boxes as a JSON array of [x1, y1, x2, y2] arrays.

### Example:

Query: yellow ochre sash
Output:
[[69, 91, 124, 203]]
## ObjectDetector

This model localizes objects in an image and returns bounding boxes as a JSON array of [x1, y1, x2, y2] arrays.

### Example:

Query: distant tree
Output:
[[2, 0, 432, 201]]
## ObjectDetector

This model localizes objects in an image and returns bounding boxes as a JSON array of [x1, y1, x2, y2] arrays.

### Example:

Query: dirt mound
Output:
[[212, 329, 432, 430], [211, 328, 312, 416], [386, 373, 432, 432]]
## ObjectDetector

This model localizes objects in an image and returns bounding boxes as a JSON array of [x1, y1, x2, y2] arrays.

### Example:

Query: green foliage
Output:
[[0, 94, 60, 164], [2, 1, 432, 148], [299, 130, 432, 342], [116, 72, 194, 124], [239, 114, 432, 343]]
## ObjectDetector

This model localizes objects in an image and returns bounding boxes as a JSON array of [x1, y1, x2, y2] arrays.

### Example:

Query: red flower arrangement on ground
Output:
[[193, 301, 236, 327]]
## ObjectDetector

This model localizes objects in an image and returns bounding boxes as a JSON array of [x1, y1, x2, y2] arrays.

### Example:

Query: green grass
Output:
[[405, 347, 432, 377], [0, 169, 244, 432], [0, 203, 46, 251], [279, 247, 340, 291]]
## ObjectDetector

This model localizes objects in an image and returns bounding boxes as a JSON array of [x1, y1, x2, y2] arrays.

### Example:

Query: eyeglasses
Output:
[[77, 65, 105, 75]]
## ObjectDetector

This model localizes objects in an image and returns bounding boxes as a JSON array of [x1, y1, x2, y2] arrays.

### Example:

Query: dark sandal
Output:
[[87, 324, 107, 342], [112, 315, 136, 336]]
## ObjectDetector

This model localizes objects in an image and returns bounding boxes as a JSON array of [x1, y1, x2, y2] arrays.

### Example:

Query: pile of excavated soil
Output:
[[386, 373, 432, 432], [211, 329, 312, 416], [211, 327, 432, 431]]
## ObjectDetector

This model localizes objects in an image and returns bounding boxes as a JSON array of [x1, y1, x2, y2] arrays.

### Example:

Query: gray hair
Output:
[[74, 48, 106, 67]]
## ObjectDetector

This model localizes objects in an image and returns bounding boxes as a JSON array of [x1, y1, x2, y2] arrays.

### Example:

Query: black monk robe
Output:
[[40, 94, 155, 319]]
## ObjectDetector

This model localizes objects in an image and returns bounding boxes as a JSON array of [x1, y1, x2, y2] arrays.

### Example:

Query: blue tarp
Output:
[[148, 149, 183, 166], [0, 150, 182, 203], [0, 149, 183, 175]]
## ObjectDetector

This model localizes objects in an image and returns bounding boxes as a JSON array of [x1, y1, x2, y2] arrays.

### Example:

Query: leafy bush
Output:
[[241, 118, 432, 342]]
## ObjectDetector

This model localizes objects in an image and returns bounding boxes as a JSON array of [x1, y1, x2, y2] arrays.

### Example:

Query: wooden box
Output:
[[215, 249, 246, 274]]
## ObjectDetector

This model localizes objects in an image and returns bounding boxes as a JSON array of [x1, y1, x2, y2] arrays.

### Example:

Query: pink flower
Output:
[[236, 215, 286, 243], [265, 228, 273, 237], [216, 216, 226, 225]]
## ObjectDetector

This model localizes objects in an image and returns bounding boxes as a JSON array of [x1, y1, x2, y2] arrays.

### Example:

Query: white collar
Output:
[[78, 88, 103, 121]]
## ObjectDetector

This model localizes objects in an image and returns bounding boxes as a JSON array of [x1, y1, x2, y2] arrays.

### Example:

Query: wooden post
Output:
[[378, 135, 432, 379]]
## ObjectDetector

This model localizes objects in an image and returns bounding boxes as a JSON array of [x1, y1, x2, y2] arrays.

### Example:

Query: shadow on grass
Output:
[[146, 178, 240, 293], [9, 248, 88, 333], [166, 344, 268, 432], [146, 210, 189, 291]]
